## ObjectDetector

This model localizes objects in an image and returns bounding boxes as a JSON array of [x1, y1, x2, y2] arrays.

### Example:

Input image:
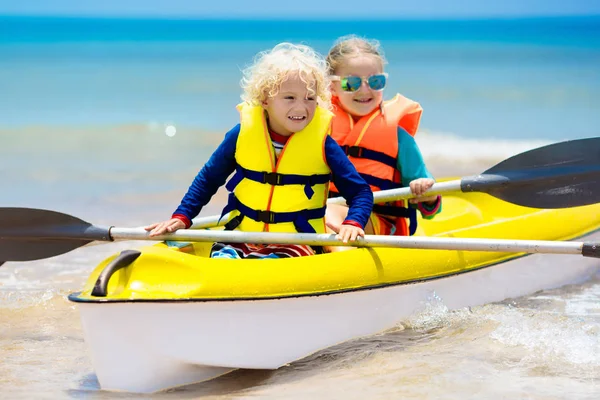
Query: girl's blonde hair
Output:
[[326, 35, 387, 75], [241, 43, 331, 109]]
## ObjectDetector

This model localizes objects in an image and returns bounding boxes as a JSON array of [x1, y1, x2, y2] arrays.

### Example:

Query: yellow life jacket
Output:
[[220, 103, 332, 233]]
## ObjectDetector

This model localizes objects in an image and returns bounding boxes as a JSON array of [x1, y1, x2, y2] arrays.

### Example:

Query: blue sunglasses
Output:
[[331, 73, 388, 92]]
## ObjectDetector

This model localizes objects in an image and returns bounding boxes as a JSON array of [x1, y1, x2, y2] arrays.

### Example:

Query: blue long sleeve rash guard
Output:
[[173, 124, 374, 228]]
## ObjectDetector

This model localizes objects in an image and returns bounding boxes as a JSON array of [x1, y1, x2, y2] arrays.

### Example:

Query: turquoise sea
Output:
[[1, 15, 599, 399], [1, 16, 599, 138]]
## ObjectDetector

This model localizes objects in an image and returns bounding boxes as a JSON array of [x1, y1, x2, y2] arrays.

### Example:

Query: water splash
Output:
[[487, 282, 600, 367]]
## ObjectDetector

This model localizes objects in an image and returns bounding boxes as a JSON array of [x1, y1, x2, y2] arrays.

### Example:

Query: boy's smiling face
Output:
[[262, 74, 317, 137]]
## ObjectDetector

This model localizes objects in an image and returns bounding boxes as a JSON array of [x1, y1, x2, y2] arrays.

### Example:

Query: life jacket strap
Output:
[[342, 145, 397, 169], [220, 193, 325, 233], [358, 173, 401, 191], [224, 215, 244, 231], [226, 166, 331, 199], [372, 204, 412, 218], [375, 205, 418, 236]]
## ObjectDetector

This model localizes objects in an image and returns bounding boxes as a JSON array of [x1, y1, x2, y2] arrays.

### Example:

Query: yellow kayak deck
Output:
[[73, 192, 600, 301]]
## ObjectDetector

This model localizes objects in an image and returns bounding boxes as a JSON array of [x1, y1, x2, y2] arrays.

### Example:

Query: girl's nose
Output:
[[357, 80, 370, 92]]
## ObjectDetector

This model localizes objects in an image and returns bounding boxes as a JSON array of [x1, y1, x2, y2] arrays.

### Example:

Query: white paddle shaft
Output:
[[110, 227, 595, 257], [190, 180, 461, 229]]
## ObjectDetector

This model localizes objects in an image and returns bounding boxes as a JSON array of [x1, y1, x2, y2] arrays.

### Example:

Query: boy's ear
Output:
[[260, 91, 270, 108]]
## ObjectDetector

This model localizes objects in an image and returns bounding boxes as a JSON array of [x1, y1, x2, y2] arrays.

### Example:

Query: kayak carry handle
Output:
[[91, 250, 141, 297]]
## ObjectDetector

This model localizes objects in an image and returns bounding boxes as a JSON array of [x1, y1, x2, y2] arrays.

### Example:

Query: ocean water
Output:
[[1, 16, 599, 138], [1, 15, 599, 399]]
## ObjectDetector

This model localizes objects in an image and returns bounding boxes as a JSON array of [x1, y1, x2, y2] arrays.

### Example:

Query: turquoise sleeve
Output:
[[396, 127, 442, 219], [396, 127, 434, 186]]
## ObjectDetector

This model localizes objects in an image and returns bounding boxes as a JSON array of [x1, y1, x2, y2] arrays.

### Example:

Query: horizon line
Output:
[[2, 13, 600, 21]]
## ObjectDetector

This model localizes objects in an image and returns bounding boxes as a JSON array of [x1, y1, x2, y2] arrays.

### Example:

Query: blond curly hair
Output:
[[240, 43, 331, 109], [326, 35, 387, 75]]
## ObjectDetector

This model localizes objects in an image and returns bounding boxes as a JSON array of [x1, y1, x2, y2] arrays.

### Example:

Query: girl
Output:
[[146, 43, 373, 259], [325, 35, 441, 239]]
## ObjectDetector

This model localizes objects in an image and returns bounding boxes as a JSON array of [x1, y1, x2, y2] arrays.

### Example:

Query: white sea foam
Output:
[[416, 129, 552, 171]]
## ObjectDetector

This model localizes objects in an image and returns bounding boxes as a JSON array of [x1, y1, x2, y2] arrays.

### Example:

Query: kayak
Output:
[[68, 192, 600, 393]]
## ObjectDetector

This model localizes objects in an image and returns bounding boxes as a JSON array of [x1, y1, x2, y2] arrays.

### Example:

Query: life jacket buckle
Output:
[[347, 146, 364, 158], [255, 210, 276, 223], [262, 172, 282, 186]]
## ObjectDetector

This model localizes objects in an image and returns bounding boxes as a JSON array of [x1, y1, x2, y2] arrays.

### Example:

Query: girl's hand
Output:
[[409, 178, 438, 204], [144, 218, 186, 237], [336, 224, 365, 244]]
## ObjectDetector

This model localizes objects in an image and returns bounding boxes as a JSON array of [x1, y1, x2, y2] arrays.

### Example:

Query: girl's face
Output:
[[331, 55, 384, 117]]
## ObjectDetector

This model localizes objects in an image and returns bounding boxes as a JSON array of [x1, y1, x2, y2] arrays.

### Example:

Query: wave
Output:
[[416, 129, 552, 175]]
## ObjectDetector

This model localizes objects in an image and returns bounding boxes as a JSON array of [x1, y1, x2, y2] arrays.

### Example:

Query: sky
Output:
[[0, 0, 599, 19]]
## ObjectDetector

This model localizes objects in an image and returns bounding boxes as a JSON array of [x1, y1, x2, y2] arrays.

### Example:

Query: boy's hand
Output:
[[144, 218, 186, 237], [409, 178, 438, 204], [336, 224, 365, 244]]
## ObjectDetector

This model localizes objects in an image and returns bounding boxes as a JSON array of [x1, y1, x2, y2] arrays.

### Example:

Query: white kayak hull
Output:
[[75, 230, 600, 393]]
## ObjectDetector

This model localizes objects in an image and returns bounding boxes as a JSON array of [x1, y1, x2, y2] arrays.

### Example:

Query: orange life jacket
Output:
[[329, 94, 423, 235]]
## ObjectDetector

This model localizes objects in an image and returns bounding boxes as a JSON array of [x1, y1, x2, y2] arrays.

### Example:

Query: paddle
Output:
[[0, 209, 598, 263], [1, 137, 599, 263], [190, 137, 600, 229]]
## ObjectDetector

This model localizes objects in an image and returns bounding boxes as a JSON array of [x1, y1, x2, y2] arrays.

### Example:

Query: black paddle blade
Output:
[[0, 208, 111, 263], [462, 137, 600, 209], [0, 238, 94, 264]]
